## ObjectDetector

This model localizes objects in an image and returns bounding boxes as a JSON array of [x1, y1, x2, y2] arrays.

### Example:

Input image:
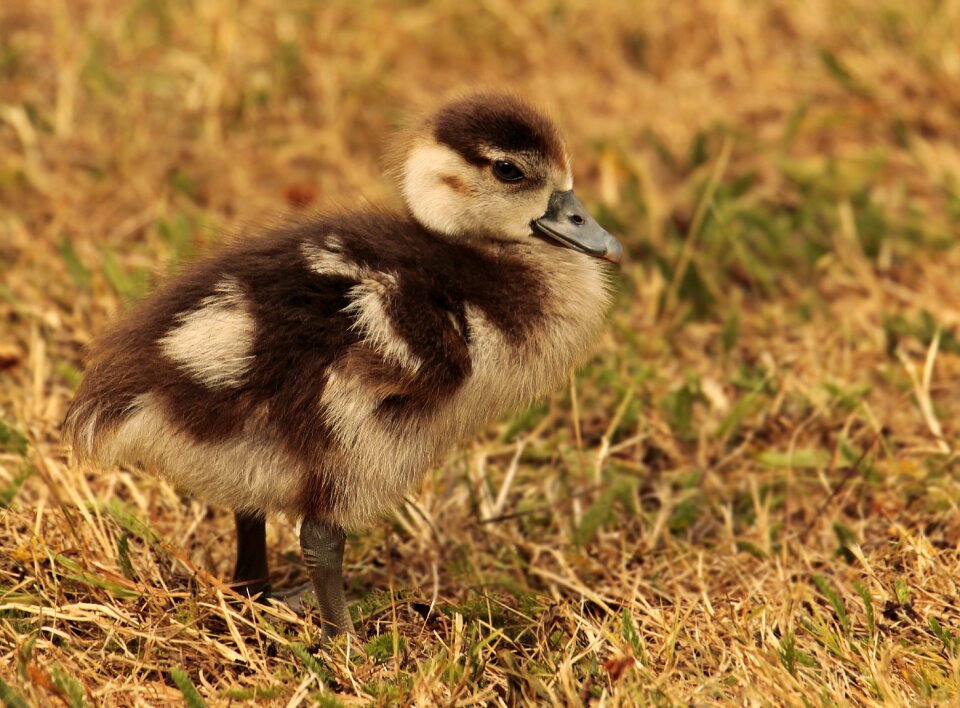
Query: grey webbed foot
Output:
[[267, 581, 315, 614]]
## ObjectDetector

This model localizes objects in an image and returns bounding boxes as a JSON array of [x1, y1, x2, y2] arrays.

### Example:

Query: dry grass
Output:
[[2, 0, 960, 704]]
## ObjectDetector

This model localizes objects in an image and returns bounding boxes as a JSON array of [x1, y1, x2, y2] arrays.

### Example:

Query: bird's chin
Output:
[[530, 227, 570, 251]]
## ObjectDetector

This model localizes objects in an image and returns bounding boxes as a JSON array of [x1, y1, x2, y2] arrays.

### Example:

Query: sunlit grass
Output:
[[2, 0, 960, 704]]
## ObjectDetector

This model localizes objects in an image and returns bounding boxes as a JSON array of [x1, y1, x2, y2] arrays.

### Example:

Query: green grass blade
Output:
[[170, 668, 205, 708], [812, 574, 850, 636], [0, 677, 29, 708], [51, 666, 88, 708]]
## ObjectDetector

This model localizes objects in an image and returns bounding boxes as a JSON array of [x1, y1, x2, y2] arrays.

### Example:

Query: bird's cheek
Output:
[[506, 203, 543, 239]]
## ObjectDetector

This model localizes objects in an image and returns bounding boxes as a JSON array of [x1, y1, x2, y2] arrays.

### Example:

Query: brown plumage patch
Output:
[[433, 92, 568, 170]]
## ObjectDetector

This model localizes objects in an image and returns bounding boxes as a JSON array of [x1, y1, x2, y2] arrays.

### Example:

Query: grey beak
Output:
[[531, 190, 623, 264]]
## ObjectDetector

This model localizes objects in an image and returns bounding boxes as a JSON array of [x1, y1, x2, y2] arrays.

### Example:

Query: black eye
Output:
[[492, 160, 524, 182]]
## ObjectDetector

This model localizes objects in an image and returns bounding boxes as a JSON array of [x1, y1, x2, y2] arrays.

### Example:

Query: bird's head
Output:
[[396, 92, 622, 264]]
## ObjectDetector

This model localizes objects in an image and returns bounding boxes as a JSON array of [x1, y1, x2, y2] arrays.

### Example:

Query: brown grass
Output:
[[2, 0, 960, 704]]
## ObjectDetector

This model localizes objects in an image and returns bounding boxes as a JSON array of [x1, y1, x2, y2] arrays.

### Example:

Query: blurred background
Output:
[[1, 0, 959, 704]]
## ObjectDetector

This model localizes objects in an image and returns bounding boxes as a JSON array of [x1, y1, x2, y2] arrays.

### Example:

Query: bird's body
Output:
[[67, 212, 610, 528], [64, 92, 621, 638]]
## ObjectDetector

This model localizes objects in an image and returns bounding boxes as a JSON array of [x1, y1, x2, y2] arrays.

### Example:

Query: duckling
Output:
[[63, 92, 622, 639]]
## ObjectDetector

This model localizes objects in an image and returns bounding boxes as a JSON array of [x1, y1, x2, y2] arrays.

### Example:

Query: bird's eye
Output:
[[492, 160, 524, 182]]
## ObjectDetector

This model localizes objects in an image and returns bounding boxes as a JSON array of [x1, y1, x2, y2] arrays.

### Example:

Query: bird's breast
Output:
[[322, 251, 611, 527]]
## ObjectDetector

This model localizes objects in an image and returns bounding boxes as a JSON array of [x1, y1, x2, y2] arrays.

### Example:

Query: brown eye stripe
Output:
[[441, 174, 469, 193]]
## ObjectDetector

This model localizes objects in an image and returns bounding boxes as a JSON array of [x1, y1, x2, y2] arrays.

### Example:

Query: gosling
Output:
[[64, 92, 623, 639]]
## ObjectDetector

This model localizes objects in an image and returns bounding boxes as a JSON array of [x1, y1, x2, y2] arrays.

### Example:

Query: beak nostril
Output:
[[569, 214, 585, 226]]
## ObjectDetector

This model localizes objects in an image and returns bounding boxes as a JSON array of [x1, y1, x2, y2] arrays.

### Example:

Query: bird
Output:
[[63, 91, 623, 640]]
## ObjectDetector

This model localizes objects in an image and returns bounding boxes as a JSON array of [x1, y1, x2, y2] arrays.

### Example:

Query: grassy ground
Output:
[[2, 0, 960, 704]]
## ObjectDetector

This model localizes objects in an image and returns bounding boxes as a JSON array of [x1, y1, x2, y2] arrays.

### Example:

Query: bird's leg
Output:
[[232, 511, 271, 598], [300, 519, 353, 639]]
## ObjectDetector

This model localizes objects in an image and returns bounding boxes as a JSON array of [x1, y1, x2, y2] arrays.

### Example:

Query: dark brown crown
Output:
[[432, 93, 567, 169]]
